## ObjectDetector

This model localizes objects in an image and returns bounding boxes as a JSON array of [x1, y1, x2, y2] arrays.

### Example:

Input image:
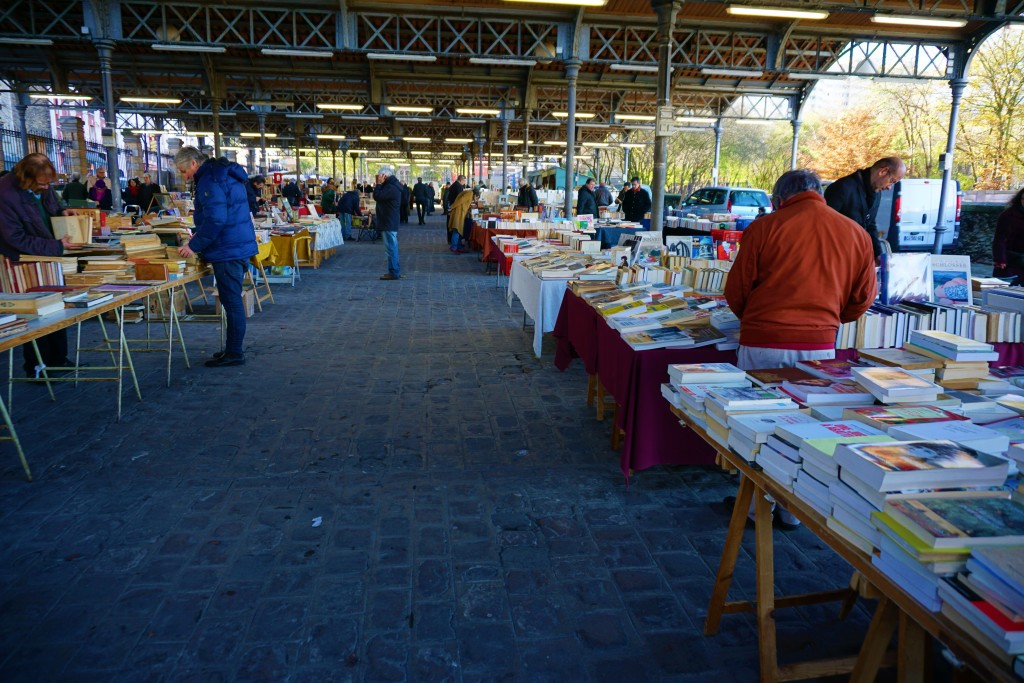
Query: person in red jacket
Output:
[[724, 169, 877, 528], [725, 168, 876, 370], [993, 187, 1024, 280]]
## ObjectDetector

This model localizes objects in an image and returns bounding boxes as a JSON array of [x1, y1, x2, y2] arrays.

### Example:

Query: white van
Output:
[[878, 178, 962, 251]]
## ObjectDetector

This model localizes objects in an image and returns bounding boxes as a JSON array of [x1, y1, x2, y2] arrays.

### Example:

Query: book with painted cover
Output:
[[795, 358, 862, 381], [677, 382, 752, 409], [774, 420, 886, 446], [888, 421, 1010, 456], [885, 495, 1024, 550], [727, 411, 818, 443], [780, 379, 876, 406], [745, 367, 816, 388], [621, 326, 695, 350], [931, 254, 973, 306], [834, 440, 1010, 493], [856, 347, 943, 371], [706, 387, 796, 410], [842, 405, 968, 432], [685, 326, 728, 349], [851, 367, 941, 397], [800, 435, 895, 478], [872, 511, 974, 561], [668, 362, 746, 385]]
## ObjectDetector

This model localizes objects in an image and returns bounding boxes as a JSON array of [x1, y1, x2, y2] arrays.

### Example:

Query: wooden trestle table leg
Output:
[[849, 595, 899, 683], [705, 474, 756, 636], [754, 488, 778, 682], [897, 611, 928, 683]]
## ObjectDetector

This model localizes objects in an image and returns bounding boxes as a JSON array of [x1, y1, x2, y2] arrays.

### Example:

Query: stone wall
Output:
[[947, 203, 1005, 264]]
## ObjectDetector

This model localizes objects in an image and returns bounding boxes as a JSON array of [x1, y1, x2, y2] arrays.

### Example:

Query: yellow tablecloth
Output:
[[263, 229, 311, 267], [254, 240, 278, 264]]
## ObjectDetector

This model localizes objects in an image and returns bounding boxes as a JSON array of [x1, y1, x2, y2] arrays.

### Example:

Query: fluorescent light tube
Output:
[[367, 53, 437, 62], [735, 119, 776, 125], [553, 112, 596, 119], [701, 67, 765, 78], [152, 43, 225, 53], [445, 138, 473, 143], [726, 6, 829, 20], [316, 103, 364, 110], [402, 137, 431, 142], [261, 48, 334, 58], [360, 135, 391, 141], [609, 63, 659, 73], [616, 114, 655, 122], [342, 115, 379, 121], [505, 0, 606, 5], [285, 113, 323, 119], [29, 93, 92, 102], [121, 96, 182, 104], [316, 134, 346, 140], [675, 116, 717, 124], [240, 132, 277, 138], [456, 108, 501, 116], [469, 57, 537, 67], [871, 14, 967, 28], [387, 106, 434, 113], [787, 72, 847, 80]]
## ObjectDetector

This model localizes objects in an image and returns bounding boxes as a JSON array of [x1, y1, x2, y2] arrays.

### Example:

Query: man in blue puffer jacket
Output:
[[174, 147, 258, 367]]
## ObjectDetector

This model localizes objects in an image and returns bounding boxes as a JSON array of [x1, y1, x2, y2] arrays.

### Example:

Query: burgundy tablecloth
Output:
[[553, 289, 737, 478]]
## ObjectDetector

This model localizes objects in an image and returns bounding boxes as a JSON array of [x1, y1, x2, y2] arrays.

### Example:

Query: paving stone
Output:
[[0, 222, 887, 681]]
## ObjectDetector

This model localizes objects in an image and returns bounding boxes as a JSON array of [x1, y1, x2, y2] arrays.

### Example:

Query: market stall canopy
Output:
[[0, 0, 1019, 152]]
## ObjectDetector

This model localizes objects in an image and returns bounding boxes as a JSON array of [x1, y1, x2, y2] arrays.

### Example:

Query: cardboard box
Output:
[[213, 288, 256, 318], [146, 287, 186, 318]]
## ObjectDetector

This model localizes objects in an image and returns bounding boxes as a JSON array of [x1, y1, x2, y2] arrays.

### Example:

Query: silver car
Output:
[[678, 186, 773, 219]]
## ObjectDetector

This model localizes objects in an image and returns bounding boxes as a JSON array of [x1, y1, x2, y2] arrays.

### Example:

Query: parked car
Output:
[[878, 178, 962, 251], [677, 186, 773, 219]]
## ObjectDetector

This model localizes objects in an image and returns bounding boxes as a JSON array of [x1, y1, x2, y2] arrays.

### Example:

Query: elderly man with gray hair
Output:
[[174, 146, 258, 367], [723, 169, 877, 529], [725, 169, 876, 371], [372, 166, 403, 280]]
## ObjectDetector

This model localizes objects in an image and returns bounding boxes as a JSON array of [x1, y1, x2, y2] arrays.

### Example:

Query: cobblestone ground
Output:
[[0, 214, 874, 682]]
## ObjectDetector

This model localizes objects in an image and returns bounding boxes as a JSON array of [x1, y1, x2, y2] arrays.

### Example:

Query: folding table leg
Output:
[[754, 491, 778, 682], [0, 392, 30, 481], [705, 475, 756, 635]]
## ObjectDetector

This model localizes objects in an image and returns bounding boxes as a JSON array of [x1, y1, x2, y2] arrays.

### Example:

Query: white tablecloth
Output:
[[309, 218, 343, 251], [507, 260, 570, 357]]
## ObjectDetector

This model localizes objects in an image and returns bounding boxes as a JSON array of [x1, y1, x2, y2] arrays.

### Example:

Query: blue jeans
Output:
[[340, 213, 352, 239], [383, 230, 400, 276], [212, 259, 247, 355], [450, 230, 464, 250]]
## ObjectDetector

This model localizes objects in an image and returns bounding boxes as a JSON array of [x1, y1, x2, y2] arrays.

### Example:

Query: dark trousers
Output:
[[213, 259, 247, 356], [415, 202, 426, 224], [400, 205, 409, 224], [23, 329, 68, 376]]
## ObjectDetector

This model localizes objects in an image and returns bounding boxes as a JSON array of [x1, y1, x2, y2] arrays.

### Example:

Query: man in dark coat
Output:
[[62, 173, 88, 203], [992, 188, 1024, 280], [281, 179, 302, 207], [595, 182, 613, 208], [373, 168, 403, 280], [247, 175, 266, 215], [517, 181, 539, 210], [175, 147, 258, 368], [445, 175, 465, 226], [0, 153, 81, 377], [621, 176, 651, 222], [399, 181, 411, 224], [412, 178, 429, 225], [576, 178, 598, 217], [338, 183, 362, 240], [824, 156, 905, 260], [137, 173, 159, 212], [426, 182, 436, 215]]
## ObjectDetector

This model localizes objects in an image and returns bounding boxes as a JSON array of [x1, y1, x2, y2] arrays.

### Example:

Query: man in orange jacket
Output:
[[725, 169, 876, 371], [724, 169, 877, 528]]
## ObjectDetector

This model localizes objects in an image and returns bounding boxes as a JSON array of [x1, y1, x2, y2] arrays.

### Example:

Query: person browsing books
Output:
[[174, 147, 258, 368], [0, 153, 83, 377], [992, 187, 1024, 281], [725, 169, 876, 372], [824, 156, 906, 260]]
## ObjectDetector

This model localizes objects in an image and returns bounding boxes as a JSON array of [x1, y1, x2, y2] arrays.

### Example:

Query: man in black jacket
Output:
[[373, 168, 403, 280], [282, 179, 302, 207], [621, 177, 651, 222], [517, 181, 539, 210], [824, 156, 905, 260], [412, 177, 429, 225], [576, 178, 598, 216], [595, 181, 613, 209], [426, 182, 436, 215]]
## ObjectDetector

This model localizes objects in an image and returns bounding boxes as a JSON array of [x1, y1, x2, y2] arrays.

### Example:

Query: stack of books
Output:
[[942, 546, 1024, 657], [703, 387, 798, 460], [0, 313, 28, 339], [906, 330, 1006, 392], [0, 291, 66, 318], [119, 233, 166, 260], [851, 366, 942, 404]]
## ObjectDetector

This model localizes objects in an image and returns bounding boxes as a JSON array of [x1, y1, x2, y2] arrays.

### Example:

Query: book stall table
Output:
[[471, 225, 539, 265], [506, 260, 571, 358], [307, 217, 344, 267], [552, 289, 733, 478], [677, 405, 1021, 683], [593, 225, 643, 249]]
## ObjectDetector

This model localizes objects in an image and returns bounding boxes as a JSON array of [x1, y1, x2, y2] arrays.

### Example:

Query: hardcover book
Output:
[[842, 405, 968, 431], [668, 362, 746, 385], [746, 367, 816, 387], [835, 440, 1010, 492]]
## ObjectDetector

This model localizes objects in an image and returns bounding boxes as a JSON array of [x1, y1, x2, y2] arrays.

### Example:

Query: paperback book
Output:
[[834, 440, 1010, 492]]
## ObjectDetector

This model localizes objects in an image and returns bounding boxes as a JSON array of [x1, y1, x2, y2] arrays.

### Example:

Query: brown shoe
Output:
[[379, 274, 400, 280]]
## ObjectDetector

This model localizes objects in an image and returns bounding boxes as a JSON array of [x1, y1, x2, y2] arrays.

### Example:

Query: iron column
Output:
[[932, 78, 968, 255], [563, 58, 581, 218], [96, 39, 122, 210]]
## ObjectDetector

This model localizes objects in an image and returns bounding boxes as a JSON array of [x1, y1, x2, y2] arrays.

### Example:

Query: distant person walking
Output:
[[174, 147, 258, 368], [413, 177, 429, 225], [993, 187, 1024, 281], [824, 156, 906, 260], [373, 167, 402, 280]]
